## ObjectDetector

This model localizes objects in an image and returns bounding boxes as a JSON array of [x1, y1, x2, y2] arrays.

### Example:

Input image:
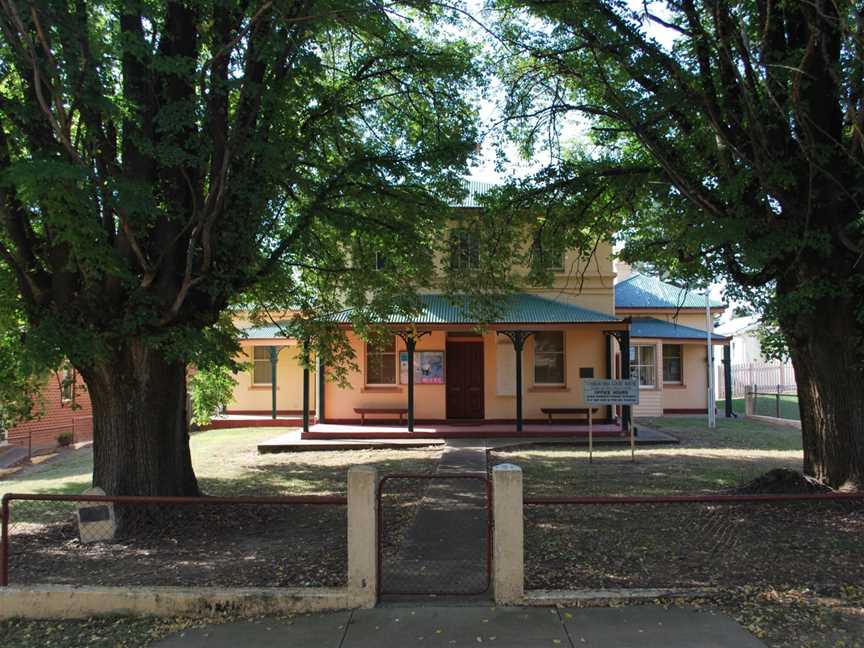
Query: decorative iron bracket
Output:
[[604, 330, 629, 346], [496, 330, 534, 351], [395, 330, 432, 347]]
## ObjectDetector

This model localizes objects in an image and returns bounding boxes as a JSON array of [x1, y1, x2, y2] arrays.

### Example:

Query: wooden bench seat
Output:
[[540, 407, 601, 424], [354, 407, 409, 425]]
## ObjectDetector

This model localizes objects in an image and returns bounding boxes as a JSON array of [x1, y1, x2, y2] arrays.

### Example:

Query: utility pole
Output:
[[706, 290, 716, 429]]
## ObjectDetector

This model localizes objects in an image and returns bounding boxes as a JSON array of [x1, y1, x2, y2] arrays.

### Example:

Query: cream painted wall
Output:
[[618, 309, 722, 333], [626, 339, 711, 415], [426, 230, 617, 316], [230, 343, 316, 413], [524, 240, 616, 314]]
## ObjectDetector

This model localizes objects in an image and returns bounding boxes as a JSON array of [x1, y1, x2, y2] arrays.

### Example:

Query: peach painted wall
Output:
[[325, 331, 446, 421], [323, 328, 609, 421]]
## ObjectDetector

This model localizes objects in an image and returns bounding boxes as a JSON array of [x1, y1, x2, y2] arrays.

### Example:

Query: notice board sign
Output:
[[583, 379, 640, 405], [399, 351, 445, 385]]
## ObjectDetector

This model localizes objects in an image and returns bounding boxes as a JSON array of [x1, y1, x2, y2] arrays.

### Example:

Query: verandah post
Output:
[[723, 344, 733, 417], [605, 333, 613, 421], [302, 369, 310, 433], [620, 329, 631, 430], [498, 331, 532, 433], [406, 336, 416, 432], [317, 355, 326, 424], [269, 345, 279, 420], [515, 336, 524, 432]]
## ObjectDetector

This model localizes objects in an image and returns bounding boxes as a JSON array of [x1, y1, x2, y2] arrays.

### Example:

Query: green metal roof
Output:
[[237, 294, 618, 336], [240, 323, 293, 340], [615, 274, 724, 309], [330, 293, 620, 325], [631, 317, 728, 341]]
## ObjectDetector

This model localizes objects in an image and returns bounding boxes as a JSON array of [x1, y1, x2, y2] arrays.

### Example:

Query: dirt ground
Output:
[[8, 503, 348, 588], [3, 434, 442, 589]]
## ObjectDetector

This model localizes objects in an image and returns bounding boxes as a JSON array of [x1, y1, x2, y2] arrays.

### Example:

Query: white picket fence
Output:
[[717, 361, 797, 399]]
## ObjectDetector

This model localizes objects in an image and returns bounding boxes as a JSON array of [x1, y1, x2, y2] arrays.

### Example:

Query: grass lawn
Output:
[[0, 426, 440, 497], [491, 416, 805, 498], [731, 394, 801, 420]]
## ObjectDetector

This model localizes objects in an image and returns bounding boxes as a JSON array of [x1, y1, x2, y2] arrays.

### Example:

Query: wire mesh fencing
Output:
[[523, 494, 864, 592], [750, 386, 800, 420], [378, 474, 490, 596], [1, 493, 347, 588]]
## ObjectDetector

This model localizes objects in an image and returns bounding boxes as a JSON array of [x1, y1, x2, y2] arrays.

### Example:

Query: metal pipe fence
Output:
[[522, 493, 864, 592], [6, 414, 94, 458], [1, 493, 348, 588]]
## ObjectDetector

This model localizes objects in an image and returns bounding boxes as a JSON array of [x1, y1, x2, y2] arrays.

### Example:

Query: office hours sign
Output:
[[582, 379, 640, 405]]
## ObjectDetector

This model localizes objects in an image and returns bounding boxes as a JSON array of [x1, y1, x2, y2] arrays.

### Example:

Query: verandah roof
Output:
[[328, 293, 621, 326], [630, 317, 729, 341], [240, 293, 622, 339]]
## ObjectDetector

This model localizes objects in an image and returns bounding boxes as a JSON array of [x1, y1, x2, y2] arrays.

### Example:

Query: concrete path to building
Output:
[[0, 445, 28, 469], [380, 441, 490, 596], [152, 605, 767, 647]]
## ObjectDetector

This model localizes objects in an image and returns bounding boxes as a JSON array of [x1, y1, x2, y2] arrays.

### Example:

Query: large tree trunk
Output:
[[79, 340, 200, 496], [783, 293, 864, 491]]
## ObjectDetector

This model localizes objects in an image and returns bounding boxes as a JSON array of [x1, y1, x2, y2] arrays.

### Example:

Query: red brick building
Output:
[[5, 369, 93, 454]]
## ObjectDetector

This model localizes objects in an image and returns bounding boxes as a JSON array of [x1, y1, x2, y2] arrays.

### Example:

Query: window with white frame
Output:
[[366, 337, 397, 385], [531, 239, 565, 271], [60, 366, 75, 402], [252, 347, 273, 385], [663, 344, 683, 383], [534, 331, 565, 384], [630, 345, 657, 387], [449, 229, 480, 270]]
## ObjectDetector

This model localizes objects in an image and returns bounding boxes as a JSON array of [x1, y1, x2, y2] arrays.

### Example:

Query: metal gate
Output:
[[377, 474, 491, 596]]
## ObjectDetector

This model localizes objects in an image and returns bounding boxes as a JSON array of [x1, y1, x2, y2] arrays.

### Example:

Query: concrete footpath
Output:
[[152, 605, 766, 647]]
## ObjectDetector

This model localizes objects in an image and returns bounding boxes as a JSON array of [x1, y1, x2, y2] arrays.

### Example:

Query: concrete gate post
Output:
[[347, 466, 378, 607], [492, 463, 524, 605]]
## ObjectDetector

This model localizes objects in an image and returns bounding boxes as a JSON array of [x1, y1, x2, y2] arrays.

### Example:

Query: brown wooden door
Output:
[[446, 341, 484, 419]]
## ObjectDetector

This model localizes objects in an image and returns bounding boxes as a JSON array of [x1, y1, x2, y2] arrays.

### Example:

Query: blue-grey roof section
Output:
[[631, 317, 729, 341], [615, 273, 724, 309]]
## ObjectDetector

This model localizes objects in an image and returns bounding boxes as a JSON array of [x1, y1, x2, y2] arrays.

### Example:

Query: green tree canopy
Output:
[[0, 0, 482, 494], [487, 0, 864, 488]]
